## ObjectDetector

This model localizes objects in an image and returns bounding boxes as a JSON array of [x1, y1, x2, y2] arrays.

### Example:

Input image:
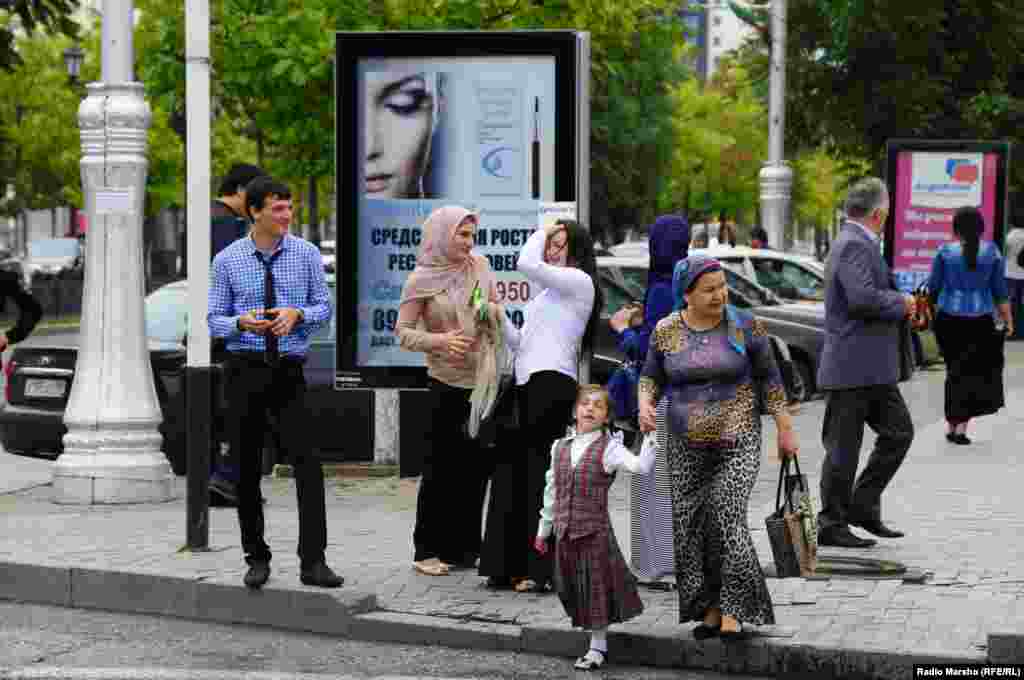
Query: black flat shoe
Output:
[[849, 518, 905, 539], [818, 526, 877, 548], [945, 432, 956, 443], [692, 623, 720, 640], [953, 433, 971, 445], [485, 576, 513, 590]]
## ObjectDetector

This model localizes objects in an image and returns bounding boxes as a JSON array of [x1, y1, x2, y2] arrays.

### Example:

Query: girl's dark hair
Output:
[[558, 218, 603, 352], [952, 206, 985, 271]]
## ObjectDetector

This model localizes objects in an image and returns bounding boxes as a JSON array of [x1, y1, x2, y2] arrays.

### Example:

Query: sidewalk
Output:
[[2, 347, 1024, 679]]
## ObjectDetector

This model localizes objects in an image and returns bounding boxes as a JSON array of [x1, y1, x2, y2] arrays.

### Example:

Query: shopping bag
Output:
[[765, 456, 817, 578]]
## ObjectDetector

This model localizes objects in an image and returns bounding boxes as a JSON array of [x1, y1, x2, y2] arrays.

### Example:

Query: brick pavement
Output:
[[2, 345, 1024, 678]]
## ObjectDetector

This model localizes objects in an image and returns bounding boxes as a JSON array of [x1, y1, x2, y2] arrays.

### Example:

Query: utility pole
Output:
[[55, 0, 173, 503], [184, 0, 213, 549], [757, 0, 792, 250]]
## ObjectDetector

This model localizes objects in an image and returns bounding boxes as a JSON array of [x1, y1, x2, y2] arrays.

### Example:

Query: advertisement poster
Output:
[[890, 151, 999, 292], [355, 56, 561, 368]]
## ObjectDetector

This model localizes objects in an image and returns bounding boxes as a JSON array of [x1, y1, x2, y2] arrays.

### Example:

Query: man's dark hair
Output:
[[245, 176, 292, 215], [750, 226, 768, 243], [557, 218, 604, 353], [218, 163, 266, 197]]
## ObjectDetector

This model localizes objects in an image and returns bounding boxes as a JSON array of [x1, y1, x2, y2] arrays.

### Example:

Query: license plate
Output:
[[24, 378, 66, 399]]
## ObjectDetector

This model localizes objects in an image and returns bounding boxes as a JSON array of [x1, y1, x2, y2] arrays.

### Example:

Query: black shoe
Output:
[[849, 518, 904, 538], [818, 526, 877, 548], [300, 562, 344, 588], [692, 623, 720, 640], [485, 576, 513, 590], [244, 561, 270, 589], [953, 433, 971, 445], [945, 432, 956, 443]]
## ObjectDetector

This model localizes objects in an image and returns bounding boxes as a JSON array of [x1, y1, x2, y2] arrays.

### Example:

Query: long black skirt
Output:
[[933, 312, 1005, 423]]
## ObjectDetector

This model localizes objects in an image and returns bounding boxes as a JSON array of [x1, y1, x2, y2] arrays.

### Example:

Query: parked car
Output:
[[594, 255, 826, 401], [610, 239, 825, 302], [23, 238, 83, 284], [0, 276, 373, 472]]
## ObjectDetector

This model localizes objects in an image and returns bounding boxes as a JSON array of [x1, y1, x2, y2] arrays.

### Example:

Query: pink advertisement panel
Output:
[[891, 151, 998, 291]]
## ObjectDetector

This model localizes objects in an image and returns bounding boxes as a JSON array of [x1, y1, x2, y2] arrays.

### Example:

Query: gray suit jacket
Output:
[[816, 222, 907, 391]]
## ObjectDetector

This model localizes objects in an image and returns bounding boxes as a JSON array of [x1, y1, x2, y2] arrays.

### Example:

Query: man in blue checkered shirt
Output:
[[208, 176, 341, 590]]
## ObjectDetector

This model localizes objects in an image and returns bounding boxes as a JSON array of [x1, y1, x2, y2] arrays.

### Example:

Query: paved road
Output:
[[0, 602, 763, 680]]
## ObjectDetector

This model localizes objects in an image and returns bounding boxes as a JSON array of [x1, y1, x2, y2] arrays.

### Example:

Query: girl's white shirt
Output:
[[536, 429, 654, 539]]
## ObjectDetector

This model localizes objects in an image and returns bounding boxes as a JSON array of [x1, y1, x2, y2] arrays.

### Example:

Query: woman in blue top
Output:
[[608, 214, 688, 585], [927, 206, 1014, 445]]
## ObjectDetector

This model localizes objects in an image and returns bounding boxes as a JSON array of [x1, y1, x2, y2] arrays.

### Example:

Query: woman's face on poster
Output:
[[364, 73, 434, 199]]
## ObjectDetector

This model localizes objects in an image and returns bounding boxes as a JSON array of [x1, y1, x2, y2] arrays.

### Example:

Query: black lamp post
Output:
[[63, 40, 86, 237], [63, 41, 85, 87]]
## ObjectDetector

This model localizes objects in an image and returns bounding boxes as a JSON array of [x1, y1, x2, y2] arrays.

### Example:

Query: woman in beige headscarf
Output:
[[397, 205, 499, 577]]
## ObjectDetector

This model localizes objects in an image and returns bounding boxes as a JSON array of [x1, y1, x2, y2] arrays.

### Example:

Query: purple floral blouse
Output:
[[639, 308, 788, 448]]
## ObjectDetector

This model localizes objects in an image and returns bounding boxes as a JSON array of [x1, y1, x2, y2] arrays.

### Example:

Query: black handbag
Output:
[[764, 456, 817, 578], [475, 373, 519, 448]]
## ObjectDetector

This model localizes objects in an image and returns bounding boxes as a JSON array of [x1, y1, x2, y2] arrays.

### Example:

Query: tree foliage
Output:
[[139, 0, 694, 243], [735, 0, 1024, 189], [0, 0, 79, 72]]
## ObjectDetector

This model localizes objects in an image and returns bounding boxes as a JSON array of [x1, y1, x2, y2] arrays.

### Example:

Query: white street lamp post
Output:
[[757, 0, 793, 250], [53, 0, 173, 503]]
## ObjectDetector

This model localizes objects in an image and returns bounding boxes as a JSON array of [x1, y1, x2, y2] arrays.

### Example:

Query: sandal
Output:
[[513, 578, 538, 593], [413, 558, 449, 577], [719, 622, 754, 642], [573, 649, 606, 670]]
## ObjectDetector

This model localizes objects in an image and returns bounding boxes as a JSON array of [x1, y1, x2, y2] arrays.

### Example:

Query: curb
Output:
[[0, 560, 1004, 680], [0, 670, 441, 680]]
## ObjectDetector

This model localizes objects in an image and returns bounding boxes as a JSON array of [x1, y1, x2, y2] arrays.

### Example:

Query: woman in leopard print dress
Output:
[[638, 254, 799, 640]]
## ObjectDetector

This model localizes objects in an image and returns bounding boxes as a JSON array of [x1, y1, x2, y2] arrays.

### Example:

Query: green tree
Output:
[[0, 0, 79, 72], [735, 0, 1024, 189], [662, 62, 768, 230], [139, 0, 694, 245]]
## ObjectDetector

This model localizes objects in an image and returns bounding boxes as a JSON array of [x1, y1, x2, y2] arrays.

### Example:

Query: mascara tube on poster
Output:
[[531, 97, 541, 200]]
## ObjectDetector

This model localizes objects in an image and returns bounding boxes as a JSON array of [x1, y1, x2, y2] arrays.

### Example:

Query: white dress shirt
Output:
[[1005, 228, 1024, 280], [536, 429, 655, 539], [503, 229, 595, 386]]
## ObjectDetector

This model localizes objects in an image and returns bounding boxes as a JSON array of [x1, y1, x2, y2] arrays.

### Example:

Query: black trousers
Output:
[[522, 370, 578, 585], [413, 378, 489, 564], [818, 384, 914, 530], [226, 353, 326, 568]]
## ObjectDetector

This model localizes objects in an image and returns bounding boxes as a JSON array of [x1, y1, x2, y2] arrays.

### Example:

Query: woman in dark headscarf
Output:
[[608, 214, 689, 585]]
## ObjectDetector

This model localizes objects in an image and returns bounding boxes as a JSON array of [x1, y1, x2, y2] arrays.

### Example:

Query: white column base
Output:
[[53, 443, 173, 505], [373, 389, 399, 465]]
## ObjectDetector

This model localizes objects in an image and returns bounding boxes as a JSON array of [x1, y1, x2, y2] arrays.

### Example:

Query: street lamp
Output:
[[63, 42, 85, 85]]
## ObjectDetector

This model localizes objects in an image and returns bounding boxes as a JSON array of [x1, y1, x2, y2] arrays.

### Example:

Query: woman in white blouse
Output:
[[478, 219, 603, 592]]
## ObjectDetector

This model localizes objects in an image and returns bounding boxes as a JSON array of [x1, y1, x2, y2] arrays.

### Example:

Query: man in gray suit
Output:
[[817, 177, 916, 549]]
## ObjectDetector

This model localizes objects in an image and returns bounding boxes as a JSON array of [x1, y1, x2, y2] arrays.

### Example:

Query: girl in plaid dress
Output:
[[533, 385, 655, 670]]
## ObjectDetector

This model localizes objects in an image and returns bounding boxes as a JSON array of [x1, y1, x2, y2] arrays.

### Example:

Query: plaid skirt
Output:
[[553, 525, 644, 630]]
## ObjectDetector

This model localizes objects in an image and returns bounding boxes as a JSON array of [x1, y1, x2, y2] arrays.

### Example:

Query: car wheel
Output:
[[789, 357, 814, 402]]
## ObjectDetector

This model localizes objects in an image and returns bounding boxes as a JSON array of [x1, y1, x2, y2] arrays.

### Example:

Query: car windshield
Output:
[[28, 238, 80, 258], [143, 282, 338, 344]]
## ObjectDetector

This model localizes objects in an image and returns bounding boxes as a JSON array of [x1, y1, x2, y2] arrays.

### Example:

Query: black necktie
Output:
[[256, 250, 281, 366]]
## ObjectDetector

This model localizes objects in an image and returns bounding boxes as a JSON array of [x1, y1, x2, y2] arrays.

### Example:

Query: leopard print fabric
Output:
[[665, 417, 775, 626]]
